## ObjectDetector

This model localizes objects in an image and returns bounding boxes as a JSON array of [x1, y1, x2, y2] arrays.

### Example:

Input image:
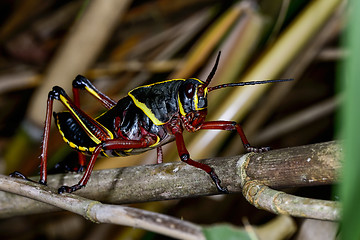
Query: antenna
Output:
[[207, 78, 294, 92], [203, 51, 221, 87]]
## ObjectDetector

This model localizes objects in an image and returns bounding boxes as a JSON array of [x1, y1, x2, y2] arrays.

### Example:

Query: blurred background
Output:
[[0, 0, 344, 239]]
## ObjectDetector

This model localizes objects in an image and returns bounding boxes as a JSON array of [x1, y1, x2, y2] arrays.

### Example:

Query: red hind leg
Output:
[[15, 85, 114, 187], [72, 75, 117, 109], [11, 90, 56, 185], [72, 75, 117, 171], [58, 138, 155, 194], [39, 92, 56, 184]]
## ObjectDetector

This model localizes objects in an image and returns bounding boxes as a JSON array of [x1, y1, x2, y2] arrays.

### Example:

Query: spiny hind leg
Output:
[[58, 138, 156, 194], [72, 75, 116, 109]]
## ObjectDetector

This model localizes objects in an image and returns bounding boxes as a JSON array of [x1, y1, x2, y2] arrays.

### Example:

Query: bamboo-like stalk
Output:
[[223, 2, 345, 157], [166, 0, 265, 162], [27, 0, 131, 125], [170, 1, 251, 79], [244, 2, 345, 137], [5, 0, 132, 174]]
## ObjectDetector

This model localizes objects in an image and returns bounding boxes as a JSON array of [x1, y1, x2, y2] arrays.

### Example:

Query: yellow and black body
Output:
[[54, 77, 209, 158]]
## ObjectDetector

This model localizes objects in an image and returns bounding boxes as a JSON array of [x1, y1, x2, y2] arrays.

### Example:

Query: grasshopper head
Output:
[[177, 51, 220, 116], [178, 79, 208, 116]]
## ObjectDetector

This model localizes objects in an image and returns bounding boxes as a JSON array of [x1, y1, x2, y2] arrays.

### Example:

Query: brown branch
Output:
[[244, 140, 342, 188], [0, 141, 341, 220], [0, 175, 204, 240], [242, 180, 340, 221]]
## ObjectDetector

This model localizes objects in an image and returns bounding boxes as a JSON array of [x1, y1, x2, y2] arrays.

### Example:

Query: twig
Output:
[[0, 175, 204, 240], [242, 180, 340, 221], [238, 141, 342, 221]]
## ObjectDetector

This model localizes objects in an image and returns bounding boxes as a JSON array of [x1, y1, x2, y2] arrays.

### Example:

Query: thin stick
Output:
[[0, 175, 204, 240], [242, 180, 340, 221]]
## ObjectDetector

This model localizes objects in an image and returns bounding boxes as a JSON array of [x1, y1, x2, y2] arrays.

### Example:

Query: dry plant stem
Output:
[[0, 175, 204, 240], [0, 0, 45, 41], [89, 59, 181, 77], [27, 0, 131, 125], [243, 2, 345, 138], [254, 96, 340, 145], [244, 141, 342, 188], [239, 142, 342, 221], [171, 1, 250, 78], [242, 180, 340, 221], [265, 0, 291, 45], [254, 215, 297, 240], [128, 8, 212, 60], [0, 141, 341, 219], [317, 48, 347, 61], [5, 0, 132, 173], [0, 70, 41, 94], [152, 9, 212, 61], [184, 0, 342, 158]]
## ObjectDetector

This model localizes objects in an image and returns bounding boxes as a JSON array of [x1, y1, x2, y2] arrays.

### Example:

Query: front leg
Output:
[[171, 128, 228, 193], [200, 121, 270, 153]]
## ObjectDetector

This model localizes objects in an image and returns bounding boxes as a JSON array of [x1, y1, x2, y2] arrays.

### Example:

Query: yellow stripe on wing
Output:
[[59, 95, 114, 144]]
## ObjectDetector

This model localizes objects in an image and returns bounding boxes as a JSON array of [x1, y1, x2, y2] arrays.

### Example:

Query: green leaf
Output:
[[340, 0, 360, 239], [202, 224, 254, 240]]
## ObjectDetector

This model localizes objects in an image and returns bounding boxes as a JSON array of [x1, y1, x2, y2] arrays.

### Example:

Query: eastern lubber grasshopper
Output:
[[12, 52, 292, 194]]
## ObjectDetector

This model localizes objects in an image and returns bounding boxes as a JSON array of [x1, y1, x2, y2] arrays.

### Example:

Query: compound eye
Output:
[[197, 85, 205, 96], [185, 83, 195, 98]]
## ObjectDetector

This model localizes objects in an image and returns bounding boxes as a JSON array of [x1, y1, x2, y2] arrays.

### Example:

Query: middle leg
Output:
[[171, 128, 228, 193]]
